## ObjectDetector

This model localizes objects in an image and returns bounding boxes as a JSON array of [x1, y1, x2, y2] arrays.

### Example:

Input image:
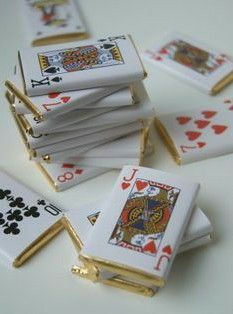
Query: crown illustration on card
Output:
[[110, 47, 123, 62], [38, 55, 51, 70]]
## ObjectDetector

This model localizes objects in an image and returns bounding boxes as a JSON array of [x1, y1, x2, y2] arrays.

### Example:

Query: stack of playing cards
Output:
[[143, 32, 233, 95], [62, 165, 213, 296], [5, 35, 155, 191], [20, 0, 89, 46]]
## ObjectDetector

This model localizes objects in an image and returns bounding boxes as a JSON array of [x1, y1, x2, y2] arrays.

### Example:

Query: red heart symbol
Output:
[[185, 131, 202, 141], [229, 105, 233, 111], [143, 241, 156, 254], [211, 124, 228, 134], [61, 96, 70, 103], [121, 182, 130, 190], [159, 48, 168, 54], [197, 142, 206, 148], [75, 169, 83, 175], [176, 116, 191, 125], [201, 111, 217, 119], [154, 55, 162, 61], [194, 119, 210, 129], [136, 180, 148, 191], [162, 245, 172, 255], [48, 92, 61, 99]]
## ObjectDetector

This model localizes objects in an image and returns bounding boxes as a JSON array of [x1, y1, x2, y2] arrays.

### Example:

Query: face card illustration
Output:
[[38, 42, 124, 76], [143, 32, 233, 94], [156, 102, 233, 164], [109, 178, 180, 257]]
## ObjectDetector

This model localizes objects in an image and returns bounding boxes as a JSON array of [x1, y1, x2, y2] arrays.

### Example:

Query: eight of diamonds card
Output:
[[79, 165, 200, 287], [16, 35, 146, 96], [0, 171, 63, 267], [143, 32, 233, 94], [21, 0, 88, 46], [155, 103, 233, 164]]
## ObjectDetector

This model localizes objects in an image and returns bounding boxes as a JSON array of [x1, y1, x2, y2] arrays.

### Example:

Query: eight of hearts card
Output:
[[79, 165, 200, 287], [143, 32, 233, 94], [21, 0, 88, 46], [0, 171, 64, 268], [156, 102, 233, 165], [16, 35, 146, 96]]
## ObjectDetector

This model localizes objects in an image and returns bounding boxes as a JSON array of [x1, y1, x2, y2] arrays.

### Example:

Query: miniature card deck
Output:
[[143, 32, 233, 94], [13, 86, 135, 117], [156, 102, 233, 164], [17, 34, 146, 96], [37, 163, 109, 191], [79, 165, 200, 287], [21, 0, 88, 46], [6, 73, 128, 120], [0, 171, 63, 267]]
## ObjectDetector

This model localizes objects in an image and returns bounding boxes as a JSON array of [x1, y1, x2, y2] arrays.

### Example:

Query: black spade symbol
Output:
[[103, 43, 115, 49], [51, 77, 62, 83], [45, 67, 60, 74]]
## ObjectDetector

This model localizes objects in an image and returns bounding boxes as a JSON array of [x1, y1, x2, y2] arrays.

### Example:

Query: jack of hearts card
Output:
[[79, 165, 200, 287]]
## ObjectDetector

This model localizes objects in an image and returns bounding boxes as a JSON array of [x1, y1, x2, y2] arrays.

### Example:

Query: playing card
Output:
[[63, 199, 211, 296], [21, 0, 88, 46], [0, 170, 63, 267], [13, 86, 135, 116], [16, 35, 146, 96], [23, 106, 115, 135], [37, 163, 109, 191], [39, 82, 155, 135], [31, 121, 142, 156], [156, 102, 233, 164], [41, 127, 149, 163], [7, 73, 131, 119], [143, 32, 233, 94], [79, 165, 200, 287]]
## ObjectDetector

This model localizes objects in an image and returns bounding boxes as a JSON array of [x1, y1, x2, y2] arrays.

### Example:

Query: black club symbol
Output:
[[37, 199, 46, 206], [0, 212, 5, 225], [9, 197, 25, 208], [0, 189, 11, 200], [3, 222, 20, 235], [6, 209, 23, 222], [24, 206, 40, 218]]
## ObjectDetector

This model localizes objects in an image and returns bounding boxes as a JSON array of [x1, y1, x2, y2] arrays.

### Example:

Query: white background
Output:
[[0, 0, 233, 313]]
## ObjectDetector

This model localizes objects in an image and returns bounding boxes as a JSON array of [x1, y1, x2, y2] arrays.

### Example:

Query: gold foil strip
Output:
[[79, 254, 165, 287], [13, 219, 64, 267], [61, 217, 83, 251], [32, 32, 89, 47], [5, 80, 44, 120], [211, 71, 233, 95], [155, 117, 181, 165], [36, 162, 59, 192]]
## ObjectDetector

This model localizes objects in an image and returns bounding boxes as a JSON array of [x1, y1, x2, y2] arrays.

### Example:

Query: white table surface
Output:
[[0, 0, 233, 313]]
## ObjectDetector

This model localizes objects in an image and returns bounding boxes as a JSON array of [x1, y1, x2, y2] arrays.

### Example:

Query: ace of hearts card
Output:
[[156, 101, 233, 164], [79, 165, 200, 287], [143, 32, 233, 94]]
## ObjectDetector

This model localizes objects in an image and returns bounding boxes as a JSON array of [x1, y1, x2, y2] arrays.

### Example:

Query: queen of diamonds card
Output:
[[109, 179, 180, 257]]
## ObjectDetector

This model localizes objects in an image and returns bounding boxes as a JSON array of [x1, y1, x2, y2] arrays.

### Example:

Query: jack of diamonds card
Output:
[[143, 32, 233, 94], [0, 171, 63, 267], [79, 165, 200, 287], [18, 35, 146, 96], [21, 0, 88, 46], [156, 102, 233, 165]]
